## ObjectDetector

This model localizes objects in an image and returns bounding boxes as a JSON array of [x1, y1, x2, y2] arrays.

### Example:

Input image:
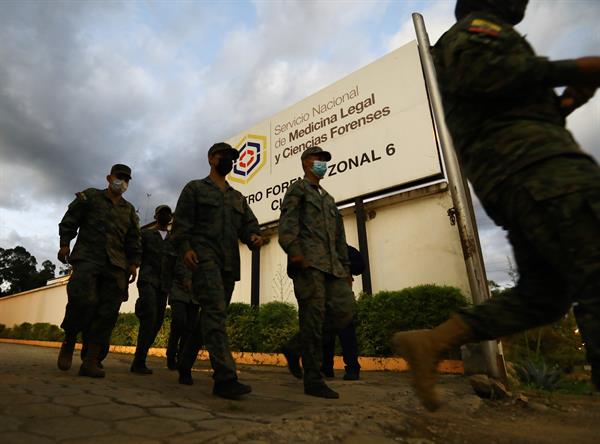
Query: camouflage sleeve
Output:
[[125, 207, 142, 266], [170, 182, 196, 255], [278, 185, 303, 257], [239, 197, 261, 246], [335, 209, 351, 274], [437, 21, 566, 98], [58, 191, 89, 247]]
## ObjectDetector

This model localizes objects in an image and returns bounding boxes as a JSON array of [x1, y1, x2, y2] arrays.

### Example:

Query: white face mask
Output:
[[110, 179, 128, 194]]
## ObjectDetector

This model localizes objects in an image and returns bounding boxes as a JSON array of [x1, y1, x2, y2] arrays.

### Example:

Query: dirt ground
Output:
[[1, 342, 598, 443]]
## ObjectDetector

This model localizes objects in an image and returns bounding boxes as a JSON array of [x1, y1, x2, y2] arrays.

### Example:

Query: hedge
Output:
[[0, 285, 467, 357]]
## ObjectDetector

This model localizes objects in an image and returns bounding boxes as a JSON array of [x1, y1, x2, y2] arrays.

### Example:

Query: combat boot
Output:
[[304, 382, 339, 399], [78, 343, 106, 378], [212, 379, 252, 399], [57, 337, 76, 371], [343, 367, 360, 381], [130, 359, 153, 375], [391, 315, 473, 411], [167, 354, 178, 371], [178, 368, 193, 385], [281, 345, 303, 379]]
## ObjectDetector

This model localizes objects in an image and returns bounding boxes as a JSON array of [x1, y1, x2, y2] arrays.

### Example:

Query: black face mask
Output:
[[156, 213, 172, 226], [216, 158, 234, 176]]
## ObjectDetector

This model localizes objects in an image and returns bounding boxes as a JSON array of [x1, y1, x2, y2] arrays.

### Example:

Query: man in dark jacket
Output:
[[57, 164, 141, 378], [131, 205, 176, 374], [393, 0, 600, 411]]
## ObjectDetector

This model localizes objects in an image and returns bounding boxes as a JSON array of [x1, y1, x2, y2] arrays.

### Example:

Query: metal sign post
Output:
[[412, 13, 503, 379]]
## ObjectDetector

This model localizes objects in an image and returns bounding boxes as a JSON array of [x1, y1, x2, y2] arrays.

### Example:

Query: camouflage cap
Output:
[[154, 205, 172, 216], [110, 164, 132, 180], [208, 142, 239, 160], [301, 146, 332, 161]]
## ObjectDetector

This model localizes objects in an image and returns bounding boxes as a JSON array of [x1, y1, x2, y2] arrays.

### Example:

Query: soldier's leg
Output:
[[324, 276, 358, 380], [167, 301, 186, 369], [339, 321, 361, 380], [132, 283, 159, 373], [58, 262, 99, 371], [81, 265, 126, 377], [195, 265, 237, 382], [176, 309, 203, 385], [293, 268, 339, 397], [320, 330, 336, 378], [195, 266, 251, 398]]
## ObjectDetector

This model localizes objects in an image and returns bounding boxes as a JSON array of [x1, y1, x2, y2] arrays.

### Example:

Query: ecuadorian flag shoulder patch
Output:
[[467, 19, 502, 37]]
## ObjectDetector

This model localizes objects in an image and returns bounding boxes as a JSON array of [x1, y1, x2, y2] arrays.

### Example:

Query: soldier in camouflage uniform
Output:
[[170, 142, 264, 399], [279, 146, 356, 399], [131, 205, 177, 374], [57, 164, 141, 378], [165, 256, 199, 371], [393, 0, 600, 411]]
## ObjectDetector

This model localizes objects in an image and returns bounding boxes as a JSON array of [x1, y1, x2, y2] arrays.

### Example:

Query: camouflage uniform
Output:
[[166, 258, 199, 366], [279, 178, 356, 389], [59, 188, 141, 346], [433, 5, 600, 372], [133, 226, 176, 364], [170, 176, 260, 381]]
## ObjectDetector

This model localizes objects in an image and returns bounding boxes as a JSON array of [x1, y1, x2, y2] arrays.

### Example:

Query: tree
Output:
[[0, 246, 56, 297]]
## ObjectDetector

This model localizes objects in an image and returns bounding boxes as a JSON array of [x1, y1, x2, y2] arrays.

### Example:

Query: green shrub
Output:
[[257, 302, 298, 353], [0, 324, 5, 336], [31, 323, 64, 342], [110, 313, 139, 346], [515, 359, 562, 391], [11, 322, 33, 339], [227, 304, 259, 352], [355, 285, 469, 356]]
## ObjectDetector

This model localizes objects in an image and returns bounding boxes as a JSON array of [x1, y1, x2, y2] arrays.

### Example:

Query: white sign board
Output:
[[226, 40, 442, 224]]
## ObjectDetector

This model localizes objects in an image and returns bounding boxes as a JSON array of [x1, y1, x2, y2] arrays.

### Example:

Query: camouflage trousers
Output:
[[287, 267, 356, 389], [459, 155, 600, 366], [134, 283, 168, 361], [167, 300, 200, 362], [181, 260, 236, 382], [61, 260, 127, 346]]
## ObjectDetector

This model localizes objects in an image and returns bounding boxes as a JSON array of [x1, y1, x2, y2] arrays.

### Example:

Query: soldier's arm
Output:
[[438, 22, 597, 98], [58, 192, 89, 247], [125, 208, 142, 267], [170, 182, 196, 255], [239, 197, 261, 247], [278, 187, 303, 257]]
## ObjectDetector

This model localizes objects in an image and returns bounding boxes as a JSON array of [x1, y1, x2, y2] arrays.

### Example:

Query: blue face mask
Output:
[[311, 160, 328, 178]]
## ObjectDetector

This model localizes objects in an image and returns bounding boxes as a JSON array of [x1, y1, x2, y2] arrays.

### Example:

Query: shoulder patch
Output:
[[468, 19, 501, 37], [75, 191, 88, 201]]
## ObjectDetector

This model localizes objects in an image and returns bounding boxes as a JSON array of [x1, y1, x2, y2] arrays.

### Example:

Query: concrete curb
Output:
[[0, 338, 464, 374]]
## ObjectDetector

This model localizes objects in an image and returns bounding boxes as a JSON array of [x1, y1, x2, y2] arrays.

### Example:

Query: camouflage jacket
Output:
[[59, 188, 142, 270], [433, 12, 590, 199], [278, 178, 350, 278], [137, 226, 177, 292], [170, 176, 261, 281], [169, 257, 193, 304]]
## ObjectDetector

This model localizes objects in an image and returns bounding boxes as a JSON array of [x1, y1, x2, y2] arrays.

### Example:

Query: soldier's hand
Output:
[[127, 265, 138, 283], [184, 249, 200, 270], [560, 85, 596, 116], [57, 246, 70, 264], [574, 57, 600, 86], [183, 279, 193, 293], [249, 234, 265, 248], [346, 276, 354, 287], [290, 255, 307, 268]]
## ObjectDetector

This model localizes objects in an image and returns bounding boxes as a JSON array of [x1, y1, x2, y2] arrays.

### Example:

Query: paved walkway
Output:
[[1, 343, 599, 443]]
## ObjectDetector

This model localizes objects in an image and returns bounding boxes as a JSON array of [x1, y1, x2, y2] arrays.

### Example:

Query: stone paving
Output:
[[1, 343, 599, 443]]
